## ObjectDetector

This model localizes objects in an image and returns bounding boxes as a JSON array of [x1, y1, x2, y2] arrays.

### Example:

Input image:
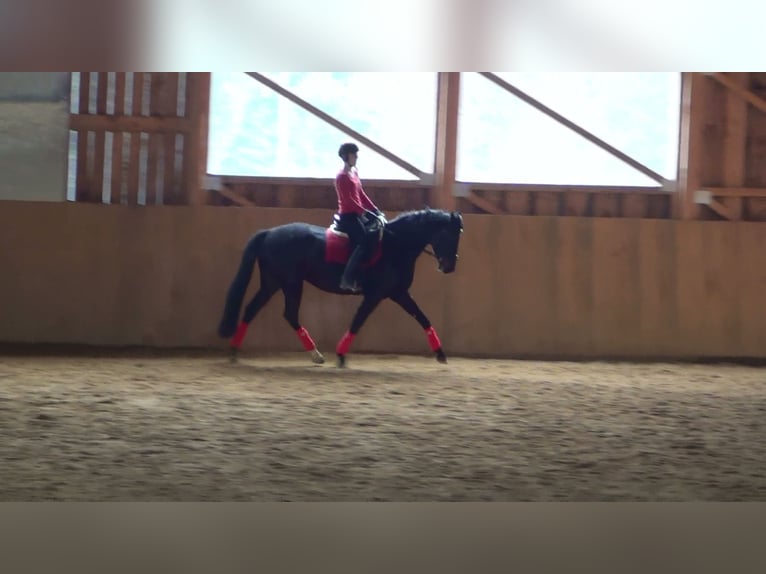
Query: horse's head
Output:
[[429, 211, 463, 273]]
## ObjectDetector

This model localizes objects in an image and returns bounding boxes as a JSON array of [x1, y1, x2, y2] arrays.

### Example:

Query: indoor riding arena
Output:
[[2, 72, 766, 501]]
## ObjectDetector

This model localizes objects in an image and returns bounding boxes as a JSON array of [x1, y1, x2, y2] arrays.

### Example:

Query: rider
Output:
[[334, 142, 386, 292]]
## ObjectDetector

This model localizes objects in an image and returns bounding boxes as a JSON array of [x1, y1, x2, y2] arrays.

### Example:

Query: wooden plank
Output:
[[622, 194, 647, 218], [502, 216, 559, 356], [554, 217, 593, 356], [145, 133, 160, 205], [504, 191, 531, 215], [483, 189, 505, 208], [637, 219, 678, 357], [218, 175, 419, 188], [433, 72, 460, 210], [563, 191, 590, 216], [92, 73, 109, 202], [591, 219, 641, 356], [533, 191, 560, 216], [183, 73, 211, 206], [86, 129, 104, 203], [78, 71, 91, 114], [217, 185, 256, 207], [699, 223, 742, 355], [131, 72, 145, 116], [675, 221, 708, 355], [745, 198, 766, 220], [151, 73, 179, 116], [70, 114, 192, 133], [75, 130, 91, 202], [218, 178, 658, 194], [277, 185, 301, 208], [646, 195, 672, 219], [677, 73, 707, 219], [706, 198, 737, 220], [698, 186, 766, 197], [465, 191, 505, 214], [469, 182, 664, 194], [738, 224, 766, 355], [156, 74, 181, 205], [301, 183, 333, 209], [126, 132, 141, 205], [113, 73, 126, 115], [721, 73, 748, 220], [110, 132, 124, 204], [96, 72, 108, 115], [162, 133, 180, 204], [592, 193, 620, 217], [75, 73, 91, 201], [383, 187, 411, 212]]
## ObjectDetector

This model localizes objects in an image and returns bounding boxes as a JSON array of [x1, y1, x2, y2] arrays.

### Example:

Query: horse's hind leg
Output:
[[229, 272, 279, 362], [283, 282, 324, 364]]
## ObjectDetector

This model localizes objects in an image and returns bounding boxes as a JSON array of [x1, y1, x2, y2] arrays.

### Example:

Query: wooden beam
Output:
[[217, 175, 423, 188], [217, 185, 255, 207], [480, 72, 669, 186], [245, 72, 425, 180], [184, 72, 211, 206], [709, 72, 766, 116], [467, 182, 665, 195], [466, 191, 505, 214], [433, 72, 460, 211], [677, 72, 707, 219], [720, 73, 749, 220], [706, 198, 737, 221], [699, 187, 766, 198], [70, 114, 192, 133], [75, 72, 91, 202]]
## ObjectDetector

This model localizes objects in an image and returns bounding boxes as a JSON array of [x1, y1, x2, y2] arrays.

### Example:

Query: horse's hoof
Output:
[[229, 348, 239, 364], [436, 349, 447, 364], [336, 354, 347, 368], [311, 349, 325, 364]]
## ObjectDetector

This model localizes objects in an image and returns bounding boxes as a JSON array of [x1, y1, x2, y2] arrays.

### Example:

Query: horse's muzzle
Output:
[[438, 258, 457, 274]]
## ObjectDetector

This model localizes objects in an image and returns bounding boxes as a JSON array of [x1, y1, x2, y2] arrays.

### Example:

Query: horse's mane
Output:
[[387, 208, 451, 228]]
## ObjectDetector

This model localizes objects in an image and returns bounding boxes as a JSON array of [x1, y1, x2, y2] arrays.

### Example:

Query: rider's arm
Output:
[[358, 184, 379, 213]]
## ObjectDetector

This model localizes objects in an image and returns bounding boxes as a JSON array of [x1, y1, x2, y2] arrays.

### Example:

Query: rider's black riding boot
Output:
[[340, 244, 365, 292]]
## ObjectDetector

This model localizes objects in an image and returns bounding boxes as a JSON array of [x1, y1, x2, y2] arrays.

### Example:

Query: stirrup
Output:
[[339, 279, 361, 293]]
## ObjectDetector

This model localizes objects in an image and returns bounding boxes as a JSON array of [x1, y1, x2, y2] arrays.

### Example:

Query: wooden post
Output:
[[721, 73, 749, 220], [676, 72, 707, 219], [184, 72, 211, 206], [432, 72, 460, 211]]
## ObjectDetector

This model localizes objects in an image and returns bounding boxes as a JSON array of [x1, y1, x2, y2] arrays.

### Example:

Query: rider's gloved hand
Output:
[[374, 209, 387, 224]]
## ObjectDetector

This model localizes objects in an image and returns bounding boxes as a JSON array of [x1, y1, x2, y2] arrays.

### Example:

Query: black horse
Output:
[[217, 208, 464, 367]]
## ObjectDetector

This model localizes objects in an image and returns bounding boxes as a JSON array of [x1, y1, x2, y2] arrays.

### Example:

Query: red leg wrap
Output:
[[425, 326, 441, 351], [336, 330, 355, 355], [231, 322, 248, 348], [296, 326, 316, 351]]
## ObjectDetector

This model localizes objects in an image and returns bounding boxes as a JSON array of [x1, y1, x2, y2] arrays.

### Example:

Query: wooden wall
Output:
[[2, 202, 765, 360], [70, 72, 209, 206]]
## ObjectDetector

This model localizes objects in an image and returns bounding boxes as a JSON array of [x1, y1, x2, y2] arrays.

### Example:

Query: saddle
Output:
[[324, 213, 385, 266]]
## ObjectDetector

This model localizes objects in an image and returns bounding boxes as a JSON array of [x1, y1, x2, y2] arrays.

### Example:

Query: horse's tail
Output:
[[217, 231, 267, 338]]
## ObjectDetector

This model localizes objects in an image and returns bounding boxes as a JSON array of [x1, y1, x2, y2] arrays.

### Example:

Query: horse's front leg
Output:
[[391, 291, 447, 363], [335, 294, 384, 368]]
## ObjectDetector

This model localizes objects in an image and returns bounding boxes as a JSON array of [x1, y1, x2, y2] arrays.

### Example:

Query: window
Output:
[[208, 72, 438, 180], [457, 72, 681, 186]]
